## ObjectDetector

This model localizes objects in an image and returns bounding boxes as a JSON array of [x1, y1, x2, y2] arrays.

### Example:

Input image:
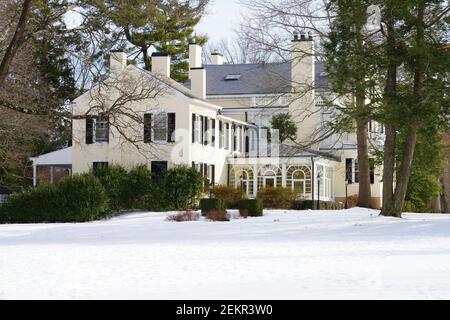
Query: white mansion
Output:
[[31, 33, 384, 208]]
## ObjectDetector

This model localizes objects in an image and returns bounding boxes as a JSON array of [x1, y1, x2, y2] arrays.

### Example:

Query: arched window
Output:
[[229, 166, 254, 196], [287, 166, 312, 198], [258, 165, 282, 189]]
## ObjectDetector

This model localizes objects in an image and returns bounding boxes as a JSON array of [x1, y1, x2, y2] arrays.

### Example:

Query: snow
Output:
[[1, 208, 450, 300]]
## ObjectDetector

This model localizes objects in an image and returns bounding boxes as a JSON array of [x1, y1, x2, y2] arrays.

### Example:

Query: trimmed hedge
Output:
[[257, 187, 296, 209], [163, 166, 205, 211], [292, 200, 344, 210], [0, 174, 109, 224], [238, 199, 263, 217], [93, 165, 152, 211], [200, 198, 227, 216], [211, 186, 245, 209]]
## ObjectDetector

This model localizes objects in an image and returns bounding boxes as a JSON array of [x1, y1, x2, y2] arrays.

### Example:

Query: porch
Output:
[[30, 147, 72, 187], [227, 145, 340, 201]]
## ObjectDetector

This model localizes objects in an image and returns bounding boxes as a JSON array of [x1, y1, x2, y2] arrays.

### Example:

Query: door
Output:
[[264, 177, 276, 188]]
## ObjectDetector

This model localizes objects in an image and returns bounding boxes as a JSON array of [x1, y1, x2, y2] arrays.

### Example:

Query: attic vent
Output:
[[224, 74, 241, 81]]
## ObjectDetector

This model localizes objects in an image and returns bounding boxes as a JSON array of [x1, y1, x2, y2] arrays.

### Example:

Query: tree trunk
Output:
[[381, 4, 398, 216], [381, 125, 396, 213], [356, 116, 372, 207], [385, 129, 417, 217], [384, 1, 425, 218], [0, 0, 32, 87]]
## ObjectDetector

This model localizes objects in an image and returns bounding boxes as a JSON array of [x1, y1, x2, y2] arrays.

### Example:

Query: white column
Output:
[[33, 165, 37, 187], [282, 163, 287, 188], [253, 163, 258, 198]]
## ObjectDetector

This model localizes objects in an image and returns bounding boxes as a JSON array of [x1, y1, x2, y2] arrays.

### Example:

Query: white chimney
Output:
[[151, 52, 171, 78], [110, 51, 127, 75], [189, 43, 202, 79], [211, 51, 224, 65], [190, 68, 206, 99]]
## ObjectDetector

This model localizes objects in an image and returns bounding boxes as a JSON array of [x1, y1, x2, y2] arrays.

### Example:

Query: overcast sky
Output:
[[195, 0, 247, 42], [65, 1, 247, 42]]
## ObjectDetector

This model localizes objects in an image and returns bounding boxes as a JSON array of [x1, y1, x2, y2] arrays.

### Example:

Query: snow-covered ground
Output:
[[1, 208, 450, 300]]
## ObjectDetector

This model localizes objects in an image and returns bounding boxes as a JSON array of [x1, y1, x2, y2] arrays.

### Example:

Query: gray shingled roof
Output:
[[184, 61, 330, 96]]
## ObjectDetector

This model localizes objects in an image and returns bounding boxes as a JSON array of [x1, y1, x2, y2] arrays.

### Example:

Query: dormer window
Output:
[[224, 74, 241, 81]]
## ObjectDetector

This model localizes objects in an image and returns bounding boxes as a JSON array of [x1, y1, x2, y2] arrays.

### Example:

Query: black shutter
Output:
[[204, 117, 209, 145], [192, 114, 196, 143], [211, 119, 216, 146], [144, 114, 152, 143], [105, 116, 110, 143], [370, 159, 375, 184], [211, 165, 215, 185], [219, 121, 223, 148], [200, 116, 204, 144], [86, 117, 94, 145], [345, 158, 353, 184], [168, 113, 176, 143]]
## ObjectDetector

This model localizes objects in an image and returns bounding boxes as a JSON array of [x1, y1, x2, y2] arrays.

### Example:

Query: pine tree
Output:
[[324, 0, 380, 208], [381, 0, 449, 217], [80, 0, 209, 81]]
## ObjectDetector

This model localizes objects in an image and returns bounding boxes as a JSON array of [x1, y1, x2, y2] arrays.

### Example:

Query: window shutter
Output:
[[370, 159, 375, 184], [105, 116, 110, 143], [144, 114, 152, 143], [192, 114, 196, 143], [211, 119, 216, 146], [86, 117, 94, 145], [200, 116, 204, 144], [168, 113, 176, 143], [219, 121, 223, 149], [345, 159, 353, 184], [204, 117, 209, 145], [211, 165, 215, 185]]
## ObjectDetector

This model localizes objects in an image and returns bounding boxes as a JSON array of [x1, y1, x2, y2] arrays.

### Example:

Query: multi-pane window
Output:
[[144, 112, 175, 144], [346, 158, 375, 184], [95, 116, 109, 142], [153, 112, 167, 142], [93, 162, 109, 171]]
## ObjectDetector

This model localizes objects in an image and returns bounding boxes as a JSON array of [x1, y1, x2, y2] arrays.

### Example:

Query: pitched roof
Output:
[[184, 61, 330, 96]]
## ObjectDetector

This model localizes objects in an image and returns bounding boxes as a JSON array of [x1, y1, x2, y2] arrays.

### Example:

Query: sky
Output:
[[195, 0, 247, 42], [65, 1, 247, 42]]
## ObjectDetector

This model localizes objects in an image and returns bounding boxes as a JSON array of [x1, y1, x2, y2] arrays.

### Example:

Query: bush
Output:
[[200, 198, 227, 216], [163, 166, 204, 211], [292, 200, 344, 210], [123, 165, 153, 209], [166, 211, 201, 222], [211, 186, 245, 209], [57, 174, 110, 221], [0, 174, 109, 224], [205, 211, 230, 222], [238, 199, 263, 217], [257, 187, 296, 209], [92, 165, 127, 211], [93, 165, 153, 211], [347, 195, 358, 208]]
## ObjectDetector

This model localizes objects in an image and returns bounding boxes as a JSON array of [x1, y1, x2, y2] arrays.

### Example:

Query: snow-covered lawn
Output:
[[1, 208, 450, 300]]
